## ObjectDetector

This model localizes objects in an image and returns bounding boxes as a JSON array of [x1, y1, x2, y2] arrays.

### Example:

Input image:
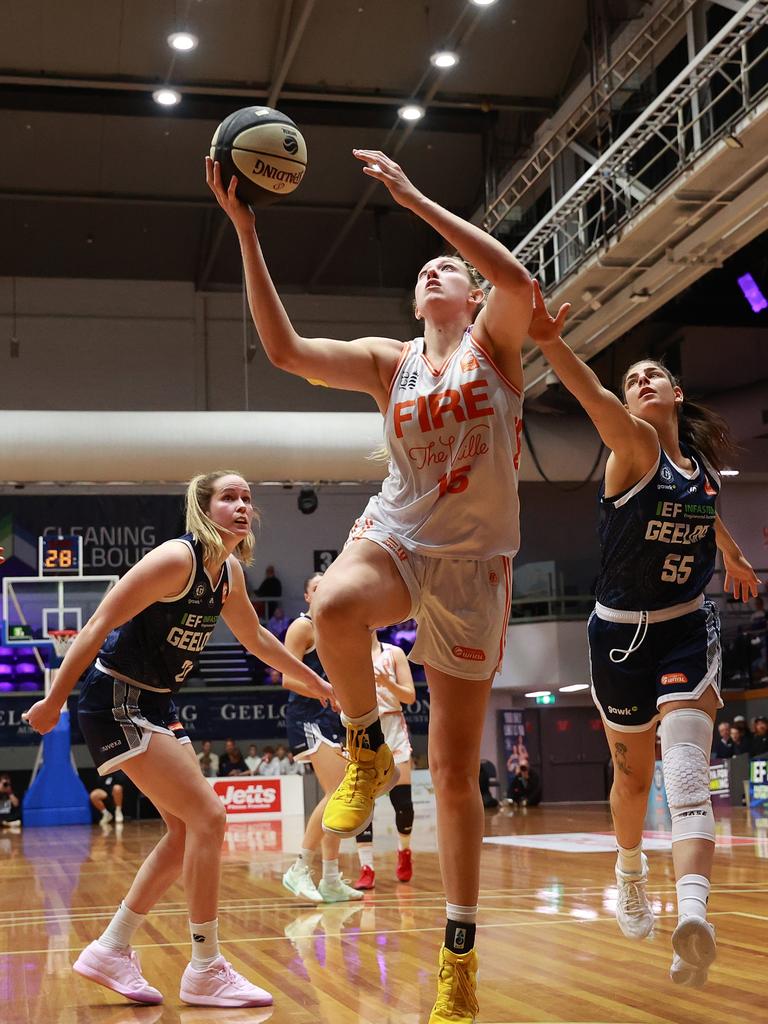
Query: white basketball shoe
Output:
[[615, 852, 655, 940]]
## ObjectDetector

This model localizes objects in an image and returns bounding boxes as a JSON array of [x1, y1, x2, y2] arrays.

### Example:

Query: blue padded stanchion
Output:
[[22, 710, 91, 827]]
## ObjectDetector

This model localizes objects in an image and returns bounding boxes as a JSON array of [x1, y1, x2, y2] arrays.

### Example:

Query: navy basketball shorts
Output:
[[285, 697, 343, 762], [78, 666, 190, 775], [588, 600, 722, 732]]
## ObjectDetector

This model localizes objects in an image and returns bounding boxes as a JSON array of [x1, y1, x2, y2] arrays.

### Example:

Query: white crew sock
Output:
[[616, 841, 644, 876], [445, 902, 478, 924], [296, 847, 315, 868], [357, 844, 375, 869], [341, 706, 379, 729], [98, 901, 145, 952], [676, 874, 710, 921], [398, 834, 411, 851], [322, 858, 341, 883], [189, 918, 220, 969]]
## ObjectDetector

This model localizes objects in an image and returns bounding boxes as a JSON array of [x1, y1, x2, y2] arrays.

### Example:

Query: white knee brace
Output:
[[660, 709, 715, 845]]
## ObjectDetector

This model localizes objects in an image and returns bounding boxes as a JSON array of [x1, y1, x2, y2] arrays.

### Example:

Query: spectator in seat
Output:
[[244, 744, 261, 774], [256, 747, 282, 777], [273, 743, 292, 774], [0, 773, 21, 829], [730, 724, 752, 756], [197, 740, 220, 778], [712, 721, 733, 758], [266, 606, 288, 642], [255, 565, 282, 620], [478, 762, 498, 810], [219, 739, 249, 777], [508, 763, 542, 807], [750, 716, 768, 757]]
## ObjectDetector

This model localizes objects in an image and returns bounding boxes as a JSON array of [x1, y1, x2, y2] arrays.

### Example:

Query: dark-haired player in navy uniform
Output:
[[281, 572, 363, 904], [529, 283, 759, 988], [23, 471, 333, 1009]]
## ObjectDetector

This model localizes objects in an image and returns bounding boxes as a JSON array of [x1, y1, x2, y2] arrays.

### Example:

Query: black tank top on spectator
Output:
[[96, 534, 231, 693], [595, 444, 719, 611]]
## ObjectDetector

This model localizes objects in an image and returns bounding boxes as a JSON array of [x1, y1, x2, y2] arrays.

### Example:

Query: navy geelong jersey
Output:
[[287, 613, 327, 715], [96, 534, 231, 694], [595, 444, 720, 611]]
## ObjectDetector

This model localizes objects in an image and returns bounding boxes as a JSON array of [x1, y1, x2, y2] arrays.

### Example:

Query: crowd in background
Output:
[[712, 715, 768, 758], [197, 738, 303, 777]]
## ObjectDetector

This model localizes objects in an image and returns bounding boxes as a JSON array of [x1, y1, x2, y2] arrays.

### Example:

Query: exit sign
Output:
[[535, 694, 555, 705]]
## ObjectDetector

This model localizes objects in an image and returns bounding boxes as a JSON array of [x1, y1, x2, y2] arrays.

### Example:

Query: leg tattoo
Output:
[[614, 742, 632, 776]]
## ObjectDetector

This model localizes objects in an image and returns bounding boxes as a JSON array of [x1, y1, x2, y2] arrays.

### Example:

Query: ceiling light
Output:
[[720, 469, 739, 476], [724, 131, 743, 149], [559, 684, 590, 693], [430, 50, 459, 69], [398, 104, 425, 121], [153, 88, 181, 107], [469, 0, 498, 6], [524, 690, 551, 698], [167, 31, 198, 52]]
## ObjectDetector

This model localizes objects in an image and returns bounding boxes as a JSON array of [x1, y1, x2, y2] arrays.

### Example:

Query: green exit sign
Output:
[[535, 694, 555, 705]]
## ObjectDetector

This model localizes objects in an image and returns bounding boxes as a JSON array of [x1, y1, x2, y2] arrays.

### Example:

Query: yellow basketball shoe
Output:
[[322, 727, 398, 838], [428, 945, 479, 1024]]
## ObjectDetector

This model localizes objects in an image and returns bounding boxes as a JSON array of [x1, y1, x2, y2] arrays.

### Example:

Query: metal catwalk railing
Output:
[[482, 0, 700, 234], [511, 0, 768, 289]]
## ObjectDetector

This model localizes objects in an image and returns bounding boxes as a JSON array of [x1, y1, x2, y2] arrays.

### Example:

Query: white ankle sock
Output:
[[297, 847, 315, 867], [98, 901, 145, 951], [322, 858, 340, 883], [398, 834, 411, 851], [445, 902, 478, 924], [357, 844, 375, 869], [616, 842, 644, 876], [676, 874, 710, 921], [189, 919, 220, 969], [341, 706, 379, 729]]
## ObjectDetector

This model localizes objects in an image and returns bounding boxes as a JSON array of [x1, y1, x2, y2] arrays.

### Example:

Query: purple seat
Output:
[[16, 680, 42, 692], [0, 646, 13, 659], [0, 681, 14, 692], [15, 662, 39, 675], [0, 665, 12, 676]]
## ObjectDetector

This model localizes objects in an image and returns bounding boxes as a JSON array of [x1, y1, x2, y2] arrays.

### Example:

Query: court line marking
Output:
[[0, 909, 739, 957]]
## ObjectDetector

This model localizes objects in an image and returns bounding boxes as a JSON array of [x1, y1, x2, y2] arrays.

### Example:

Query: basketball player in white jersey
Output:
[[354, 630, 417, 889], [207, 149, 533, 1022]]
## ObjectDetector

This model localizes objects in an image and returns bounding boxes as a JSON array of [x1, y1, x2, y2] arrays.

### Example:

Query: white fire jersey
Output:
[[374, 642, 402, 714], [362, 327, 523, 559]]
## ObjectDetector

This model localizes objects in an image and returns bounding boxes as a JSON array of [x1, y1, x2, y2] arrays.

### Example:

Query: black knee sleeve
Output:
[[356, 823, 374, 844], [390, 784, 414, 835]]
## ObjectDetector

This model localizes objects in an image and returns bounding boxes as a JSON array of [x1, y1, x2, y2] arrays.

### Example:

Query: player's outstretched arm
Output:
[[222, 562, 335, 705], [528, 280, 658, 466], [389, 646, 416, 705], [22, 542, 194, 734], [715, 515, 761, 602], [354, 149, 533, 358], [205, 157, 401, 407]]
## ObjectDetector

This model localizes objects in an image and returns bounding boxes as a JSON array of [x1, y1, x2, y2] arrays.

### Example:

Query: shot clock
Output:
[[40, 535, 83, 576]]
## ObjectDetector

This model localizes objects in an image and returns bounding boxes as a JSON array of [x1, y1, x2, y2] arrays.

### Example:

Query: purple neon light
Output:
[[737, 273, 768, 313]]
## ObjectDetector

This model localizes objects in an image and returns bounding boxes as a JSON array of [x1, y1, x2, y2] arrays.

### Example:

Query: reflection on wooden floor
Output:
[[2, 802, 767, 1023]]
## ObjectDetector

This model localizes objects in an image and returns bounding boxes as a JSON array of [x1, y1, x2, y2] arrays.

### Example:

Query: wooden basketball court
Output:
[[2, 803, 766, 1023]]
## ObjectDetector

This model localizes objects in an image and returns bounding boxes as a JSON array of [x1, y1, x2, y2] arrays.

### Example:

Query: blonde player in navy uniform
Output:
[[23, 471, 332, 1009], [528, 284, 759, 987], [208, 150, 533, 1023], [281, 572, 363, 904]]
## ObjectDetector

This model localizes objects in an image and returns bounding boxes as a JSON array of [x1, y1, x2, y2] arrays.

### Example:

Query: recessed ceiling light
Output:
[[559, 684, 590, 692], [430, 50, 459, 69], [168, 32, 198, 52], [153, 88, 181, 107], [470, 0, 498, 6], [720, 468, 740, 476], [398, 104, 425, 121], [524, 690, 551, 698]]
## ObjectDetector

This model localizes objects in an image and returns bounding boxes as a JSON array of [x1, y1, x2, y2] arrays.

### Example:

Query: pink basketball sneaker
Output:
[[73, 940, 163, 1004], [180, 956, 274, 1007]]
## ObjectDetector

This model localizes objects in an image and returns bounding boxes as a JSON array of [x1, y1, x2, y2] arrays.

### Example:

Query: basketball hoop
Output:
[[48, 629, 79, 659]]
